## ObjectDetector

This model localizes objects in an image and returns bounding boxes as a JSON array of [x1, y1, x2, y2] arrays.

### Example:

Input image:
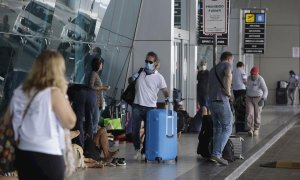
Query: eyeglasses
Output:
[[145, 60, 154, 64]]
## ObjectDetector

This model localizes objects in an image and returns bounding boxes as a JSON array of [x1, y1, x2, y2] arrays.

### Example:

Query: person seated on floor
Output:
[[71, 131, 104, 168], [71, 129, 119, 168], [84, 127, 119, 163], [93, 127, 119, 161]]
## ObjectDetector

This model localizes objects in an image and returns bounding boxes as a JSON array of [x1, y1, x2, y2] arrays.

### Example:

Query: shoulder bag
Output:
[[0, 91, 39, 175], [121, 68, 144, 105]]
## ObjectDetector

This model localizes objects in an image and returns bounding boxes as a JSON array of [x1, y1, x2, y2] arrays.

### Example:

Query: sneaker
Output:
[[248, 130, 253, 137], [253, 130, 259, 136], [109, 158, 119, 167], [210, 156, 228, 166], [133, 149, 141, 159], [117, 158, 127, 166]]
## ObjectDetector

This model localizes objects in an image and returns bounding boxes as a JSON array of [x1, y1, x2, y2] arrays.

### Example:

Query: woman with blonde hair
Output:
[[3, 50, 76, 180]]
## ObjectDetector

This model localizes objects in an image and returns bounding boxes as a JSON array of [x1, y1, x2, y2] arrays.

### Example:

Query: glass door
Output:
[[174, 39, 189, 108]]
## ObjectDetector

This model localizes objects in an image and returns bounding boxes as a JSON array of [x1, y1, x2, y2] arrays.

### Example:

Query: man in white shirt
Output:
[[232, 62, 247, 100], [131, 51, 170, 160], [232, 62, 247, 133]]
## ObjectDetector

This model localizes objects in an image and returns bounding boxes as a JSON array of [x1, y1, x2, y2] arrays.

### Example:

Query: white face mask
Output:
[[201, 65, 207, 70]]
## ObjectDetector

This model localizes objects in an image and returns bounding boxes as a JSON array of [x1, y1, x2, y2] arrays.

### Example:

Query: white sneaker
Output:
[[253, 130, 259, 136], [133, 149, 141, 159]]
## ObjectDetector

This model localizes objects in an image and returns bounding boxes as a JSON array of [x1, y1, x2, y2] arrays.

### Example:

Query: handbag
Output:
[[121, 68, 144, 105], [64, 129, 76, 178], [0, 91, 39, 175]]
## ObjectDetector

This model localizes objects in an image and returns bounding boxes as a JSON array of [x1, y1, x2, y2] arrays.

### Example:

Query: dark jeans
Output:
[[132, 104, 155, 154], [198, 95, 209, 108], [16, 148, 65, 180], [70, 86, 97, 148]]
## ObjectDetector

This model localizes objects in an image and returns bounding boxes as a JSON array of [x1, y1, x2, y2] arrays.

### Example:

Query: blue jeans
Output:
[[93, 108, 102, 133], [132, 104, 155, 153], [71, 87, 97, 148], [210, 101, 233, 158]]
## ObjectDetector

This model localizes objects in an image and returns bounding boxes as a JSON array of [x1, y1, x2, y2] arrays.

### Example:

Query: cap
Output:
[[250, 66, 259, 75]]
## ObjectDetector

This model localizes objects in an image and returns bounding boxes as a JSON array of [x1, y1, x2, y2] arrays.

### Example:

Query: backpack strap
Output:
[[136, 68, 144, 80]]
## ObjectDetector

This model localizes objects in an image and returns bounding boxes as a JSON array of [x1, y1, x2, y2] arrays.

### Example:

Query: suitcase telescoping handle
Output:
[[165, 102, 174, 137]]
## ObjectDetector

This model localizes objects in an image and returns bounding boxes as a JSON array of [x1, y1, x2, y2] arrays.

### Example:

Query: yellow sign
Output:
[[245, 14, 255, 23]]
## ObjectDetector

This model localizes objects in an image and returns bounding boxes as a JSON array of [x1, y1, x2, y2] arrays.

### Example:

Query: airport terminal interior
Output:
[[0, 0, 300, 179]]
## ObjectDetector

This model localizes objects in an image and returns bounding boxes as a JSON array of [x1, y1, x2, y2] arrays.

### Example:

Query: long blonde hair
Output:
[[22, 50, 67, 94]]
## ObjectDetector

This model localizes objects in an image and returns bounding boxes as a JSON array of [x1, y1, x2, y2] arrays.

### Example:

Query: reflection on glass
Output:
[[25, 1, 54, 24], [0, 34, 26, 115], [13, 1, 54, 36], [12, 0, 55, 56], [61, 11, 96, 42], [0, 15, 10, 33]]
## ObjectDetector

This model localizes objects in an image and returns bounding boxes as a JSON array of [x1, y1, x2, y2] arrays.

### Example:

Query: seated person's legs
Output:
[[93, 127, 118, 161]]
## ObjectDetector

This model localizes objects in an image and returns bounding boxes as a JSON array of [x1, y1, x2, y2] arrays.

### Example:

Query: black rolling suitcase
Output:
[[234, 95, 247, 132]]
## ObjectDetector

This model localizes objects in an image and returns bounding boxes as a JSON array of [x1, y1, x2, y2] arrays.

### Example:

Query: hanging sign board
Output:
[[243, 10, 266, 54], [203, 0, 228, 34], [198, 0, 230, 45]]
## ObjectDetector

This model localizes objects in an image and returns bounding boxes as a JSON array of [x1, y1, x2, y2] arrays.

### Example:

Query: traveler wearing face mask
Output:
[[131, 51, 170, 160], [197, 61, 210, 109], [245, 66, 268, 136], [287, 70, 299, 105]]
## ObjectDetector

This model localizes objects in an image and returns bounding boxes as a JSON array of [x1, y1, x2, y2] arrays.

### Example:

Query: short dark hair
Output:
[[91, 57, 101, 71], [236, 61, 244, 68], [220, 51, 233, 61], [289, 70, 295, 75]]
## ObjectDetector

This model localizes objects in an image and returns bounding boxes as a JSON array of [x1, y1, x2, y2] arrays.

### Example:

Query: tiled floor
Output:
[[69, 106, 300, 180], [238, 121, 300, 180]]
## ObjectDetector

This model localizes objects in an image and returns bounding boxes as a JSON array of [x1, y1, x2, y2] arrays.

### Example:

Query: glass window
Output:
[[0, 0, 143, 117]]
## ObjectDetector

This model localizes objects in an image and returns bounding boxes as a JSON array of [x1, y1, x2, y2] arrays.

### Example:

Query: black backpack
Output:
[[121, 68, 143, 105]]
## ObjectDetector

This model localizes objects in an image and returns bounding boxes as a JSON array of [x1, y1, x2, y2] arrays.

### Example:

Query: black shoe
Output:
[[109, 158, 119, 167], [117, 158, 126, 166]]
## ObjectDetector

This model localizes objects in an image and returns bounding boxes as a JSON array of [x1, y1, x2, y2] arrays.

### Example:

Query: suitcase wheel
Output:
[[155, 157, 162, 163]]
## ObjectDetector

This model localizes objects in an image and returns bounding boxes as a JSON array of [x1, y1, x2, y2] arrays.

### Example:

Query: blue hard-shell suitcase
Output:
[[145, 109, 178, 163]]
